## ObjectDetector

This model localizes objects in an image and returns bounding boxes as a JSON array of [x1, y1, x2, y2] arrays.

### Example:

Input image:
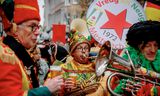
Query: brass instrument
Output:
[[95, 40, 135, 77], [95, 41, 160, 96]]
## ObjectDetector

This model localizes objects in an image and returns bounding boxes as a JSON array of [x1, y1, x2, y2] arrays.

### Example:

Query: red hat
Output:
[[0, 0, 40, 31]]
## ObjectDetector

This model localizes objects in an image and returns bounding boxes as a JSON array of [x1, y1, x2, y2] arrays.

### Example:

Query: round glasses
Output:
[[76, 46, 89, 51], [27, 24, 40, 33], [19, 23, 40, 33]]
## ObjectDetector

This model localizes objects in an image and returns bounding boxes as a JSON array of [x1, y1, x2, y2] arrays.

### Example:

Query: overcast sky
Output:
[[38, 0, 44, 25]]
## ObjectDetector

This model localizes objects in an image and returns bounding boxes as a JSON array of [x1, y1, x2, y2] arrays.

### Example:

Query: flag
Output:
[[144, 1, 160, 21], [52, 24, 66, 44]]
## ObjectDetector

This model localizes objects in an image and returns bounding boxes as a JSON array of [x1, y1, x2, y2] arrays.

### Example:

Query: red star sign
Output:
[[101, 9, 132, 39]]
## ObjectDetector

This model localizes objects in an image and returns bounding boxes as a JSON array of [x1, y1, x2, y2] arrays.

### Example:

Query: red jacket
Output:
[[0, 38, 51, 96]]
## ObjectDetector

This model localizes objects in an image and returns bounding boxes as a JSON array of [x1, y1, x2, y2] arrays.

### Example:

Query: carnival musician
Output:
[[114, 20, 160, 96], [48, 30, 108, 96]]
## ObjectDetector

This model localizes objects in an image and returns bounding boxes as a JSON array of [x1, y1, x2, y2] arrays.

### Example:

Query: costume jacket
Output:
[[54, 56, 108, 96], [0, 36, 52, 96]]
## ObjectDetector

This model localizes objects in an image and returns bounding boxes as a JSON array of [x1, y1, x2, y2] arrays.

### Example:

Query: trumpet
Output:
[[95, 41, 160, 96]]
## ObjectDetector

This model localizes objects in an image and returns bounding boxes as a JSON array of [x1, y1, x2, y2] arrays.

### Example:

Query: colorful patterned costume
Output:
[[59, 56, 108, 96]]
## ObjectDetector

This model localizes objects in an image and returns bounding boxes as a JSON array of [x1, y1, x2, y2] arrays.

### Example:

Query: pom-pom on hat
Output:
[[69, 31, 91, 54], [126, 20, 160, 49], [0, 0, 40, 31]]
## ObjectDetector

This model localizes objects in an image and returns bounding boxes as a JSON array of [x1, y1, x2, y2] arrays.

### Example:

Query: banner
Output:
[[86, 0, 146, 49], [52, 24, 66, 44], [144, 1, 160, 21]]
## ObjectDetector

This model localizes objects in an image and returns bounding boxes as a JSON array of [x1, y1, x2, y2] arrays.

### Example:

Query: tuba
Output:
[[95, 41, 160, 96]]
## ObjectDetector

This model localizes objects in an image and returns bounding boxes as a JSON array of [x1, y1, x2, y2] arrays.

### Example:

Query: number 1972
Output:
[[103, 30, 117, 41]]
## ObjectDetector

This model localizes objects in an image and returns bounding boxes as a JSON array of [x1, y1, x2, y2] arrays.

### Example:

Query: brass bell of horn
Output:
[[95, 40, 135, 77], [95, 40, 112, 76]]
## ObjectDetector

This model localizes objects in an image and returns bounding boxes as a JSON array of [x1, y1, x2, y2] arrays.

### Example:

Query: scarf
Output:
[[123, 46, 160, 72]]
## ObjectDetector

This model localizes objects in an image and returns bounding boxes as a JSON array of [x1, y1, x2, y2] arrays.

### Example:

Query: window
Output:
[[65, 0, 71, 6], [72, 0, 78, 4]]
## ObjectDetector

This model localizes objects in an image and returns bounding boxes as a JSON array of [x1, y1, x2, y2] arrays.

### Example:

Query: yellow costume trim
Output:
[[140, 67, 147, 74], [150, 71, 156, 78], [61, 60, 95, 73], [0, 43, 19, 65], [23, 91, 28, 96], [12, 23, 17, 33], [151, 86, 154, 96], [15, 4, 38, 11], [72, 60, 94, 70], [19, 62, 30, 90], [0, 0, 5, 4]]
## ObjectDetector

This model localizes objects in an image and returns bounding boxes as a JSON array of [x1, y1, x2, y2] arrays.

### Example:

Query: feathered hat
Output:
[[126, 20, 160, 49], [69, 30, 91, 54], [0, 0, 40, 31]]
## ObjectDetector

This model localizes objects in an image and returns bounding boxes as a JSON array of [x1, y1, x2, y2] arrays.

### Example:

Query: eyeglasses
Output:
[[19, 23, 40, 33], [28, 24, 40, 32], [76, 46, 89, 51]]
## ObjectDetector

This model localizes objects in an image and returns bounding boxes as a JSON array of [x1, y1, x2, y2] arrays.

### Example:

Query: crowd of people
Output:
[[0, 0, 160, 96]]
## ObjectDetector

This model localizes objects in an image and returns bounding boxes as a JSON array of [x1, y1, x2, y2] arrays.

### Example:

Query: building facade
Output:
[[43, 0, 83, 32]]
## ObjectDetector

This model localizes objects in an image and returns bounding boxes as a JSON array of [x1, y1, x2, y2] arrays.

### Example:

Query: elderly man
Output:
[[0, 0, 64, 96]]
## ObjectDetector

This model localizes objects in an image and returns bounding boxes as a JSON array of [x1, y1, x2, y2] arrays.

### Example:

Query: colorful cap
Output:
[[69, 31, 91, 54]]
